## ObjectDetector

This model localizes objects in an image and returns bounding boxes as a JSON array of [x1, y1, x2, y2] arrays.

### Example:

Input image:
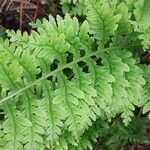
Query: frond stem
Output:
[[0, 47, 115, 104]]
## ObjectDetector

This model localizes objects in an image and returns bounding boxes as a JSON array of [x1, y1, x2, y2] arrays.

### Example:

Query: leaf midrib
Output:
[[0, 47, 114, 105]]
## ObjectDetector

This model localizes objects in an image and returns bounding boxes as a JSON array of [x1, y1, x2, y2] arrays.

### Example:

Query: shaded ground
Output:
[[0, 0, 61, 32]]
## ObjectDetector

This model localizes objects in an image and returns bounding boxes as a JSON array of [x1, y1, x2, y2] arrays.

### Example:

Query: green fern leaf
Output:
[[134, 0, 150, 30], [61, 0, 86, 16], [138, 30, 150, 49], [117, 51, 145, 125], [2, 101, 31, 150], [133, 0, 150, 49], [0, 124, 5, 149], [141, 65, 150, 117], [85, 0, 122, 46], [53, 73, 93, 138], [41, 81, 66, 148], [20, 91, 46, 150], [0, 11, 148, 149]]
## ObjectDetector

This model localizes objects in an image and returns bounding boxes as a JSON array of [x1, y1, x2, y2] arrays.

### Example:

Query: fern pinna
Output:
[[0, 0, 150, 149]]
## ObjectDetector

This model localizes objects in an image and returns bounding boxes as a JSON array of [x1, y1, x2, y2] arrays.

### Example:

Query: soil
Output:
[[132, 144, 150, 150], [0, 0, 61, 32]]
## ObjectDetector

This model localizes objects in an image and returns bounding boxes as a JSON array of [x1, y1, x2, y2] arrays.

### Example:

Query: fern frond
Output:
[[100, 50, 132, 123], [134, 0, 150, 30], [138, 29, 150, 49], [2, 101, 31, 150], [0, 58, 22, 95], [133, 0, 150, 49], [106, 117, 150, 149], [69, 124, 99, 150], [88, 49, 145, 125], [68, 118, 109, 150], [124, 0, 136, 11], [116, 2, 132, 34], [85, 0, 121, 46], [0, 39, 39, 83], [53, 72, 97, 141], [112, 1, 132, 47], [0, 36, 46, 149], [61, 0, 86, 16], [20, 91, 46, 150], [0, 124, 5, 149], [71, 1, 86, 16], [0, 47, 32, 149], [0, 14, 100, 149], [0, 12, 147, 149], [116, 50, 145, 124], [41, 81, 66, 148], [141, 65, 150, 118]]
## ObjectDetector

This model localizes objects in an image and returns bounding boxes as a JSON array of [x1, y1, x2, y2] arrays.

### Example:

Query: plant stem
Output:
[[0, 47, 115, 105]]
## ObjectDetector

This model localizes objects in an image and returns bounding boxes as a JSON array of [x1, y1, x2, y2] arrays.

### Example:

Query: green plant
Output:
[[93, 117, 150, 150], [61, 0, 86, 16], [0, 0, 150, 149]]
